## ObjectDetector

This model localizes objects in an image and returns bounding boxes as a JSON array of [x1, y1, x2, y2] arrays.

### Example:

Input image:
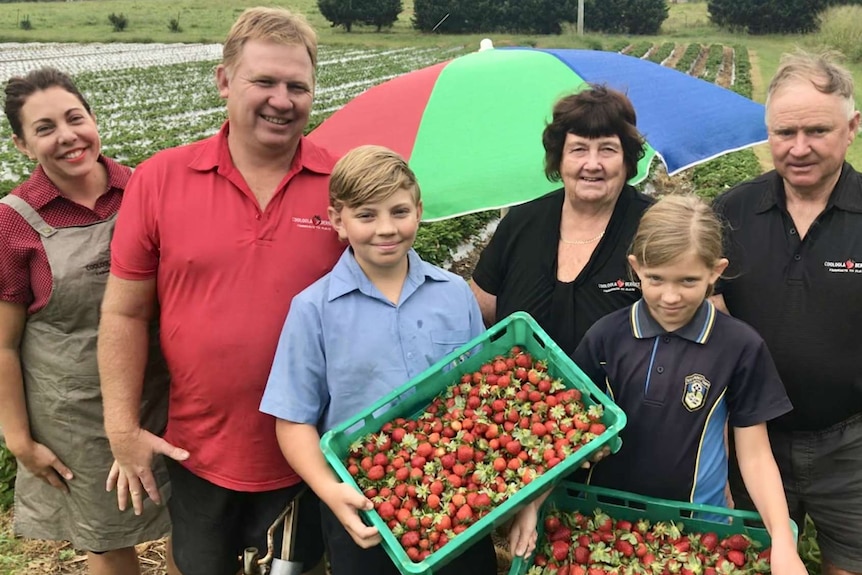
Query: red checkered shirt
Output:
[[0, 157, 130, 314]]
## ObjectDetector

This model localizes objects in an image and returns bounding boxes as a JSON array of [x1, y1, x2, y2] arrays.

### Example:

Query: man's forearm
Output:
[[98, 312, 150, 437]]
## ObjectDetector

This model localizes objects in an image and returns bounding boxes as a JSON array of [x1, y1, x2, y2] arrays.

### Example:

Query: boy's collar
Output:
[[629, 299, 716, 344], [327, 248, 449, 302]]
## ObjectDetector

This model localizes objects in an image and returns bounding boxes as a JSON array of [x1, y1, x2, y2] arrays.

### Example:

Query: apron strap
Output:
[[0, 195, 57, 237]]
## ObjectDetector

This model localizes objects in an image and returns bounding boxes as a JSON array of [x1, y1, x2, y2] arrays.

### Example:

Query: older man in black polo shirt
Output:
[[713, 51, 862, 575]]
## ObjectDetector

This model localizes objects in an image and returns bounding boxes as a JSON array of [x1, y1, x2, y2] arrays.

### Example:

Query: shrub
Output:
[[814, 5, 862, 62], [362, 0, 403, 31], [18, 14, 31, 30], [319, 0, 403, 32], [168, 14, 182, 33], [584, 0, 668, 35], [708, 0, 826, 34], [108, 12, 128, 32], [625, 0, 669, 34], [412, 0, 572, 34]]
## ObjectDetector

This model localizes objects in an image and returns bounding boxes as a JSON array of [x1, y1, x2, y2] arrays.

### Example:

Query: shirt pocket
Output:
[[429, 329, 472, 360]]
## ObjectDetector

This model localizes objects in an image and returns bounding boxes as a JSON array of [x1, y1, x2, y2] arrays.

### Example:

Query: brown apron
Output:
[[1, 194, 172, 552]]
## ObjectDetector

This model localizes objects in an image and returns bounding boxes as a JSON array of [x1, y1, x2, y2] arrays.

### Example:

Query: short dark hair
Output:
[[542, 85, 645, 182], [4, 67, 91, 139]]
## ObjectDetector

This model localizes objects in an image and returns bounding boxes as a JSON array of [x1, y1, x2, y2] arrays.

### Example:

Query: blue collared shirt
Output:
[[260, 247, 485, 434]]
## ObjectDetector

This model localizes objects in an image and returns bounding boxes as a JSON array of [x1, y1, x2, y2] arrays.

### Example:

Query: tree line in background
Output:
[[708, 0, 862, 34], [318, 0, 669, 35], [316, 0, 862, 38]]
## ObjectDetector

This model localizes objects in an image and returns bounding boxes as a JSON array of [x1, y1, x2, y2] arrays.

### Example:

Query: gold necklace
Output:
[[559, 230, 605, 245]]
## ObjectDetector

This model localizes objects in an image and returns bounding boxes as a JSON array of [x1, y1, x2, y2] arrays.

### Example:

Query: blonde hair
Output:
[[630, 194, 723, 272], [329, 145, 420, 211], [222, 7, 318, 74], [766, 50, 856, 120]]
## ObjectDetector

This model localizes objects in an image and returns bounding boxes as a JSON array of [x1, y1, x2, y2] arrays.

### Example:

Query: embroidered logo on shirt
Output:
[[823, 259, 862, 273], [291, 215, 333, 231], [597, 278, 640, 293], [682, 373, 710, 412]]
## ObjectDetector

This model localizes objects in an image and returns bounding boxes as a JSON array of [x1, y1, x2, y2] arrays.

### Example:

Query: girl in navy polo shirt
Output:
[[573, 195, 805, 574]]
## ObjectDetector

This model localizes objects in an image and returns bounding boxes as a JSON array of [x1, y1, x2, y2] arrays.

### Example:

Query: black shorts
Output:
[[166, 459, 324, 575], [320, 502, 497, 575], [729, 414, 862, 572]]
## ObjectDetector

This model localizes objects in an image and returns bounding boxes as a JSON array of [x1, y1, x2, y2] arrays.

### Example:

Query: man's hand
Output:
[[13, 440, 73, 493], [106, 427, 188, 515], [769, 535, 809, 575], [322, 482, 380, 548]]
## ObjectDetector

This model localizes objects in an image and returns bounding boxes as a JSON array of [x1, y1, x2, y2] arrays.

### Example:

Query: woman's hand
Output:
[[322, 482, 381, 548], [508, 501, 539, 558], [13, 439, 73, 493]]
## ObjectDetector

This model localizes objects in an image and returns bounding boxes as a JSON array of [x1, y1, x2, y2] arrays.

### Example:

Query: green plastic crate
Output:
[[320, 311, 627, 575], [509, 481, 798, 575]]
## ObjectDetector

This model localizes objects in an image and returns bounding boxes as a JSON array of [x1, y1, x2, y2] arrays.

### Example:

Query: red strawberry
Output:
[[701, 531, 719, 552], [727, 550, 746, 567], [366, 465, 385, 481], [552, 540, 570, 562], [544, 515, 561, 534], [455, 504, 473, 524], [725, 533, 751, 551], [614, 539, 634, 557], [456, 445, 474, 463], [377, 501, 395, 520], [401, 530, 420, 548], [549, 525, 572, 543], [574, 546, 590, 565]]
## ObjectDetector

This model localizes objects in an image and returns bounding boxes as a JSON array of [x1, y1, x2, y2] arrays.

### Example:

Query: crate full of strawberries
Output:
[[509, 481, 798, 575], [320, 312, 627, 575]]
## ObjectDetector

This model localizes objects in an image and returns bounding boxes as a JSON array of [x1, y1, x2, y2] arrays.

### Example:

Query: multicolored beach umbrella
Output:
[[309, 47, 767, 221]]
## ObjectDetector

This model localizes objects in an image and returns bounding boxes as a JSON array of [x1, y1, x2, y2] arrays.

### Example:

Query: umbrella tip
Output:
[[478, 38, 494, 52]]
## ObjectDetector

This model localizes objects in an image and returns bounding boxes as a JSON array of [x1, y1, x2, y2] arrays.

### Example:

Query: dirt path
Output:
[[663, 43, 686, 69], [715, 46, 734, 88], [689, 44, 710, 78]]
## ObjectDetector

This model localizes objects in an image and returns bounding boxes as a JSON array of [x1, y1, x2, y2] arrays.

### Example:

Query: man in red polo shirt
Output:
[[97, 7, 344, 575]]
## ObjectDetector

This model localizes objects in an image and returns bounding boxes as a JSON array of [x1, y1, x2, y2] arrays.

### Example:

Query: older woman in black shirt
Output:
[[471, 85, 653, 354]]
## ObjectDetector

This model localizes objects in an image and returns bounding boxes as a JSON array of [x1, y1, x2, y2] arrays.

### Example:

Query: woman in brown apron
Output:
[[0, 68, 172, 574]]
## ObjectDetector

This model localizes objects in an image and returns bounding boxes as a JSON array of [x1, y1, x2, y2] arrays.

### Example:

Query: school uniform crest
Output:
[[682, 373, 710, 412]]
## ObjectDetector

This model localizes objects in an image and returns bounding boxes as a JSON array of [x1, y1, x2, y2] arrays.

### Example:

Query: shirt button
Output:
[[794, 254, 801, 261], [789, 228, 797, 235], [255, 213, 261, 220], [663, 337, 671, 343], [656, 366, 664, 374], [407, 352, 413, 359]]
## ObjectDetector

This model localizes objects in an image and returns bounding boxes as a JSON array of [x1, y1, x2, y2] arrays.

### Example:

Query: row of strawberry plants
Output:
[[698, 44, 725, 84], [730, 45, 753, 99], [646, 42, 675, 65], [674, 43, 704, 75]]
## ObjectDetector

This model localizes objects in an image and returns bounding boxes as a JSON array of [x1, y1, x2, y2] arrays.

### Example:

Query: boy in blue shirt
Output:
[[260, 146, 529, 574]]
